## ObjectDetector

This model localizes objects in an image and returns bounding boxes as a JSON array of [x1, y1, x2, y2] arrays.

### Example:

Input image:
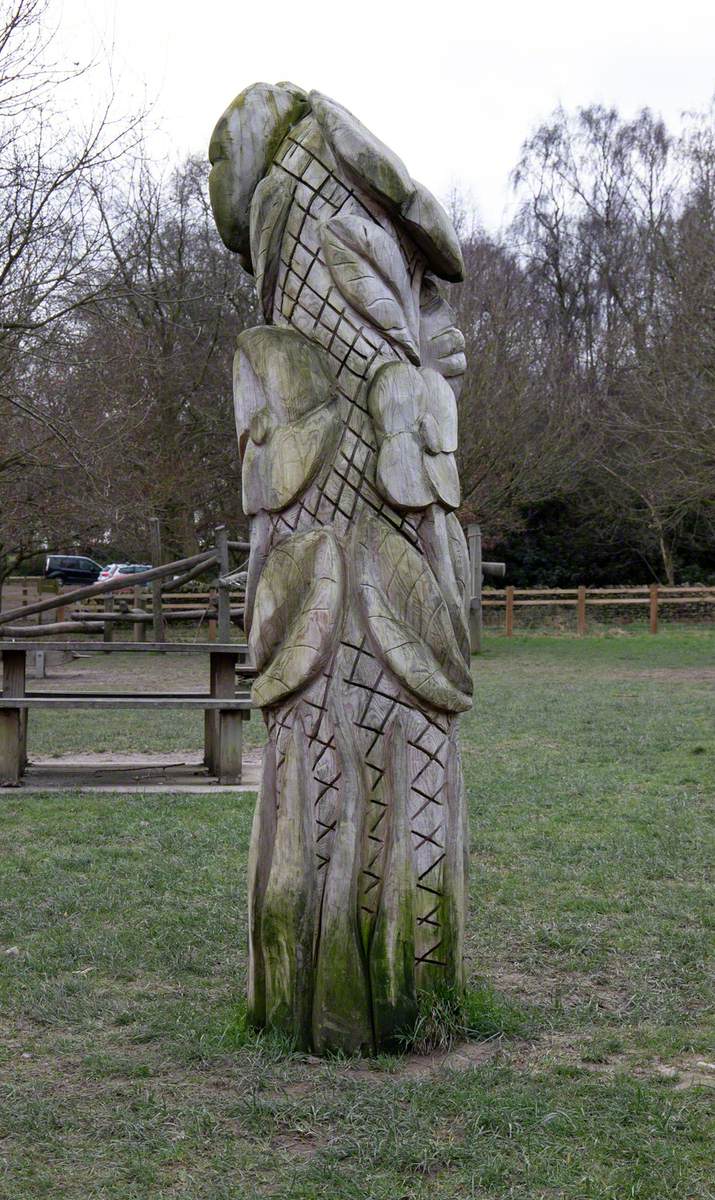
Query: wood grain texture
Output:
[[210, 83, 472, 1052]]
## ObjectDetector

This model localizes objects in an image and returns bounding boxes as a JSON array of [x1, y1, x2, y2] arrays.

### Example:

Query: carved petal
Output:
[[400, 180, 465, 282], [242, 401, 341, 515], [208, 82, 309, 270], [320, 214, 420, 363], [250, 172, 293, 321], [423, 452, 461, 510], [422, 368, 458, 453], [356, 515, 473, 712], [367, 361, 423, 438], [234, 326, 340, 513], [375, 432, 433, 511], [309, 90, 413, 209], [251, 530, 343, 707], [446, 512, 471, 628], [368, 362, 460, 510], [234, 326, 336, 432]]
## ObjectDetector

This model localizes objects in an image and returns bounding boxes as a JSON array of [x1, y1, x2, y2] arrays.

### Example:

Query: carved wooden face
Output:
[[418, 275, 466, 400]]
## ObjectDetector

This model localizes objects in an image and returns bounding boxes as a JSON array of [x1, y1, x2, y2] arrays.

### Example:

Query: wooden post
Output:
[[204, 654, 219, 773], [577, 586, 587, 636], [649, 583, 659, 634], [133, 585, 146, 643], [102, 594, 115, 651], [208, 590, 217, 642], [149, 517, 165, 645], [215, 525, 231, 644], [0, 648, 26, 785], [467, 523, 482, 655], [207, 650, 242, 784], [505, 585, 515, 637]]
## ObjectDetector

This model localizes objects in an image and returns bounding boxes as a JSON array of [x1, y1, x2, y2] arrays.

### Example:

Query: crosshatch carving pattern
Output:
[[210, 86, 471, 1050]]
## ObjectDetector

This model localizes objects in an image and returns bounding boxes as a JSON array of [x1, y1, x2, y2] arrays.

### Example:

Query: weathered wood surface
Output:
[[1, 622, 105, 637], [209, 84, 472, 1053], [0, 648, 26, 785]]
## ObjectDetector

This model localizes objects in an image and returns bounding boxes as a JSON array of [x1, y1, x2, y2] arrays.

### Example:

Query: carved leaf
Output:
[[259, 716, 317, 1040], [320, 214, 420, 363], [250, 530, 343, 708], [446, 512, 471, 622], [242, 401, 341, 515], [309, 90, 413, 210], [400, 180, 465, 282], [250, 172, 293, 321], [423, 452, 461, 510], [208, 82, 309, 269], [356, 515, 472, 713]]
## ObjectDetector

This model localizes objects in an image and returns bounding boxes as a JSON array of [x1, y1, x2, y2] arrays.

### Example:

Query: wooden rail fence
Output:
[[483, 584, 715, 636]]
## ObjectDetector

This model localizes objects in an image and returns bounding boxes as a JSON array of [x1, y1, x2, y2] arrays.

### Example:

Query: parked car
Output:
[[98, 563, 152, 583], [44, 555, 102, 586]]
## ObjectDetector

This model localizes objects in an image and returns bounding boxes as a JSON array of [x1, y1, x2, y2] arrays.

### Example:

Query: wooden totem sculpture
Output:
[[209, 84, 473, 1053]]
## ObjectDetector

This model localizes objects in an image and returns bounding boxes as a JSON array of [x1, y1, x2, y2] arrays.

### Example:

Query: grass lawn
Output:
[[1, 629, 713, 1199]]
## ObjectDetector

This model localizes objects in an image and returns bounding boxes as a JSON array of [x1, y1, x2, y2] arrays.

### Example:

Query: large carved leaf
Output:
[[446, 512, 471, 619], [400, 181, 465, 282], [250, 530, 343, 708], [250, 172, 293, 321], [309, 90, 413, 210], [242, 400, 341, 515], [356, 515, 472, 713], [208, 82, 308, 269], [320, 214, 420, 363]]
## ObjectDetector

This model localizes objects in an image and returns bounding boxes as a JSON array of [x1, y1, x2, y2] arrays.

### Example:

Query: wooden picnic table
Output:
[[0, 641, 254, 787]]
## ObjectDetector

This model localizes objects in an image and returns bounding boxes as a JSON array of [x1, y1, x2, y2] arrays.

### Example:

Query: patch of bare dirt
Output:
[[336, 1037, 503, 1084], [491, 968, 634, 1015], [615, 667, 715, 683]]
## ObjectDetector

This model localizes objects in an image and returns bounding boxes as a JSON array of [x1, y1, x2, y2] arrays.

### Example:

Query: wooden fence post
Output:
[[208, 590, 217, 642], [467, 523, 482, 654], [215, 525, 231, 644], [505, 585, 514, 637], [102, 594, 115, 651], [577, 586, 587, 636], [149, 517, 165, 645], [649, 583, 659, 634], [0, 649, 26, 784], [133, 585, 146, 643]]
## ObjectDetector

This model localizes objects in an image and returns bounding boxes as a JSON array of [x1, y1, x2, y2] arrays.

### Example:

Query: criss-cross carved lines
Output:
[[417, 902, 441, 929], [266, 706, 295, 786], [413, 822, 444, 854], [300, 672, 341, 872], [277, 126, 376, 227], [415, 943, 448, 968]]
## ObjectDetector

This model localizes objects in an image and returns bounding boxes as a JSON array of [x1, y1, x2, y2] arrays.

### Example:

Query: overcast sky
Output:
[[55, 0, 715, 228]]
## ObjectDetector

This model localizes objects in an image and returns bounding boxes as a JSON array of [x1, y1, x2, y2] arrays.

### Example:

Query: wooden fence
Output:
[[0, 527, 250, 643], [483, 584, 715, 635]]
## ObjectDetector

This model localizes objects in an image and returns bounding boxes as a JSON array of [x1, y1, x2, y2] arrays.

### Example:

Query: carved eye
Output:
[[249, 407, 273, 445]]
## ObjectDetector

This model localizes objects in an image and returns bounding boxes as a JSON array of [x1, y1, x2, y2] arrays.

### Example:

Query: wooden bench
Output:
[[0, 641, 255, 788]]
